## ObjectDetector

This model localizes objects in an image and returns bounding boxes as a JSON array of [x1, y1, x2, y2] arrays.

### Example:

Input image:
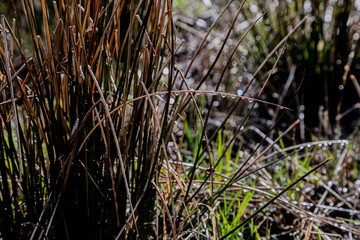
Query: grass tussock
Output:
[[0, 0, 359, 239]]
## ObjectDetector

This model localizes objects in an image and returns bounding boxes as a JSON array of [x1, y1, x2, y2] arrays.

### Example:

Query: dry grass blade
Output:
[[304, 220, 313, 240], [129, 90, 292, 110], [152, 182, 177, 237], [87, 65, 138, 234], [1, 16, 23, 181]]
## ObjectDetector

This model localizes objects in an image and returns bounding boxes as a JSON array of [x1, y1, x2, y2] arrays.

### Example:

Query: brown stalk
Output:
[[1, 16, 23, 181], [87, 65, 139, 234], [40, 0, 57, 90], [152, 182, 177, 238]]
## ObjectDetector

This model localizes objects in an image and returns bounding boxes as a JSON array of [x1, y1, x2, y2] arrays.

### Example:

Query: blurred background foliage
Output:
[[173, 0, 360, 139]]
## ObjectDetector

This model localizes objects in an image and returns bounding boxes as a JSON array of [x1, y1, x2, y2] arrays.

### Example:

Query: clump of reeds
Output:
[[0, 0, 339, 239]]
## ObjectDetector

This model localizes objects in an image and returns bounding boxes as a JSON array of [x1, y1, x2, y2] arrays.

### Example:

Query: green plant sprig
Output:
[[219, 157, 332, 240]]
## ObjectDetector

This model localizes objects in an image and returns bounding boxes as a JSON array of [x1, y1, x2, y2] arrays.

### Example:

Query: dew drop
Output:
[[237, 90, 243, 96], [163, 67, 169, 75]]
